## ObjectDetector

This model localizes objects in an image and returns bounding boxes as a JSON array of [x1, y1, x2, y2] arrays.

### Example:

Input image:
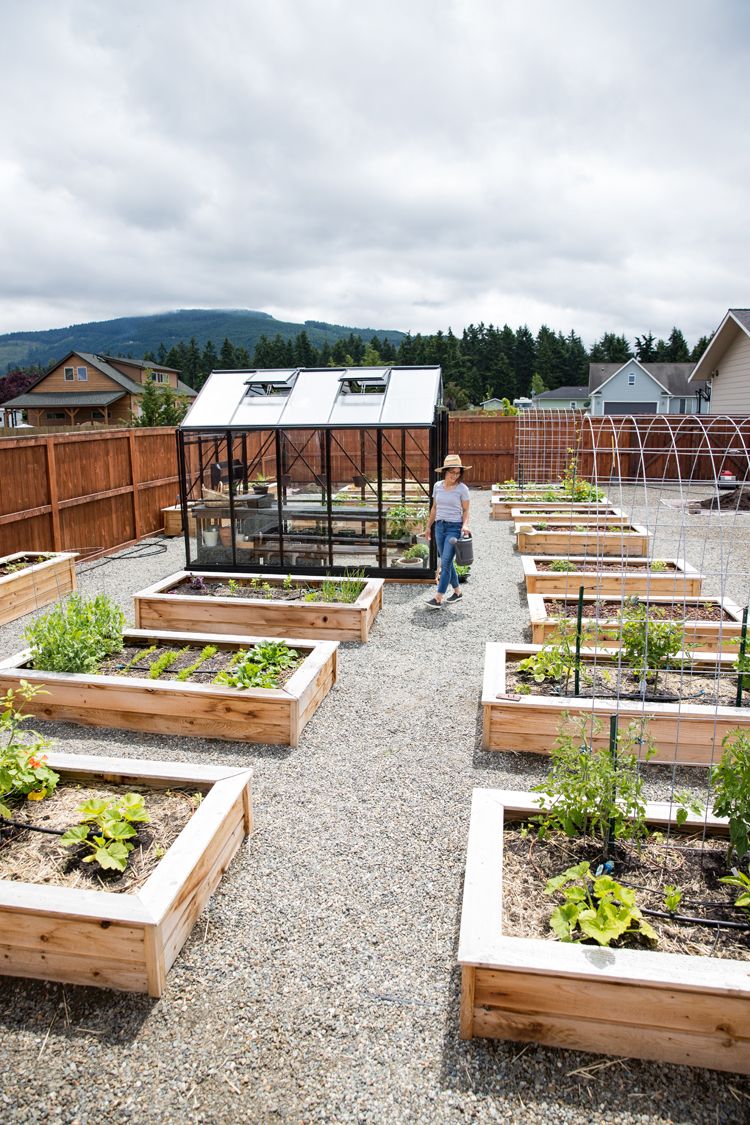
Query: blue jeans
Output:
[[435, 520, 463, 595]]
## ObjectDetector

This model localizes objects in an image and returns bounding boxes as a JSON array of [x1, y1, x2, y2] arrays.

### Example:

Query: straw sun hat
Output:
[[437, 454, 472, 472]]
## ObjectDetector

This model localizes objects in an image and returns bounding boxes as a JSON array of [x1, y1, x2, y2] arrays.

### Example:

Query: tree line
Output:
[[2, 322, 713, 412]]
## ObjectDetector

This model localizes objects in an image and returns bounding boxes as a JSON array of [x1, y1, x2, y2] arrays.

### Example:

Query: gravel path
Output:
[[1, 493, 748, 1125]]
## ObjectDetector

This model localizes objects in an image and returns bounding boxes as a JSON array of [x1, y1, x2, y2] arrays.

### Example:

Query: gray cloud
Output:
[[1, 0, 749, 345]]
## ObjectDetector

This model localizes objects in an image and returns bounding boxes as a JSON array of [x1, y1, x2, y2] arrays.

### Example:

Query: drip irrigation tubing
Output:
[[640, 907, 749, 930]]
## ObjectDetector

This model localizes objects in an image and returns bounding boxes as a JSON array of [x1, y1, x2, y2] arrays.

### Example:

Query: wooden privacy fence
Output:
[[3, 414, 749, 559], [0, 428, 181, 558]]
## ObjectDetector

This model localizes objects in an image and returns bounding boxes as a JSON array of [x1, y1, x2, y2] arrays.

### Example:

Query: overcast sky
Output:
[[1, 0, 749, 346]]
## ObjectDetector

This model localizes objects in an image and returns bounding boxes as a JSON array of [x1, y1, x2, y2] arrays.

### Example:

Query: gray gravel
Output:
[[1, 494, 748, 1125]]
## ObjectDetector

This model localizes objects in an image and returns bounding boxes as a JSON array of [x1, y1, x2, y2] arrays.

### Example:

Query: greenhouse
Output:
[[176, 365, 448, 577]]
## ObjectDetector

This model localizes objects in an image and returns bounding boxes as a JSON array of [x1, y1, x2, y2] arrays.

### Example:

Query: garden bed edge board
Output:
[[521, 555, 704, 598], [482, 642, 746, 764], [0, 628, 339, 746], [0, 552, 78, 627], [0, 753, 252, 997], [133, 570, 384, 642], [457, 788, 750, 1071]]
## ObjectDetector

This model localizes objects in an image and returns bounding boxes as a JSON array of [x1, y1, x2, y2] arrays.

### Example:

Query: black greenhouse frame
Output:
[[176, 410, 449, 579]]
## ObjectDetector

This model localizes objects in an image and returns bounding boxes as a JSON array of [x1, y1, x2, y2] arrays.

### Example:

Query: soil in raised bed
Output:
[[502, 821, 750, 960], [534, 560, 676, 573], [506, 660, 750, 708], [90, 643, 304, 687], [542, 599, 732, 623], [0, 782, 195, 894], [167, 577, 363, 604], [0, 553, 55, 577], [529, 524, 632, 533]]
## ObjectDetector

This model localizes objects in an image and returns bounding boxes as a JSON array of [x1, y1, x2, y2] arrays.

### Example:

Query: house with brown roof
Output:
[[688, 309, 750, 413], [1, 352, 197, 427]]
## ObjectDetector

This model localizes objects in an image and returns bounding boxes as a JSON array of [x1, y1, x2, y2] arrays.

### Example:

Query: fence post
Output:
[[128, 430, 143, 542], [44, 437, 61, 552]]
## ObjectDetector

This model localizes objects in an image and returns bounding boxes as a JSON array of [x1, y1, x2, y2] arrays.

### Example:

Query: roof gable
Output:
[[689, 309, 750, 382], [590, 360, 701, 396]]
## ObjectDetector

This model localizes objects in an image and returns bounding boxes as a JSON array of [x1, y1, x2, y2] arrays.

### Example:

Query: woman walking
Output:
[[424, 454, 470, 609]]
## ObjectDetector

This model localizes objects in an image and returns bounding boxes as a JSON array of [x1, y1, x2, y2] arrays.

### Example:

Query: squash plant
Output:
[[61, 793, 150, 872]]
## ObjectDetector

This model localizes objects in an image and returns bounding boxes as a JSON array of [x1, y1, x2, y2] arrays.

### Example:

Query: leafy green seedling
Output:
[[61, 793, 149, 872], [719, 869, 750, 917], [545, 861, 657, 946], [663, 885, 683, 913], [176, 645, 218, 682], [148, 646, 190, 680], [214, 641, 301, 690], [549, 559, 576, 572]]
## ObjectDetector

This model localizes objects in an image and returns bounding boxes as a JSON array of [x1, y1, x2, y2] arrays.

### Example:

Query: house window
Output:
[[77, 367, 88, 381], [46, 412, 65, 420], [570, 402, 577, 409], [151, 372, 165, 384], [628, 374, 635, 386], [91, 411, 105, 420], [64, 367, 74, 381], [680, 398, 686, 414]]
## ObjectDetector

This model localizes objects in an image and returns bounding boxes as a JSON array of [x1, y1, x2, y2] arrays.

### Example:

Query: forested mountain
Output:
[[0, 308, 405, 372], [1, 307, 712, 408]]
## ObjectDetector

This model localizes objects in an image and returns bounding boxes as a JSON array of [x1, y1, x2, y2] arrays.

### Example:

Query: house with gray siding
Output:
[[688, 309, 750, 414], [588, 359, 707, 415], [532, 386, 590, 410]]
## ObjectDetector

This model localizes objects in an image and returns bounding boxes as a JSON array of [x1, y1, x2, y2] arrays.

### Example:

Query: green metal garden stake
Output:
[[736, 605, 749, 708], [574, 585, 584, 696], [605, 713, 618, 859]]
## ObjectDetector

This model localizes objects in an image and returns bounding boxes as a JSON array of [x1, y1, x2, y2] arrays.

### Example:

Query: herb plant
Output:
[[61, 793, 150, 872], [532, 712, 655, 849], [0, 683, 58, 817], [549, 559, 576, 572], [650, 560, 668, 572], [25, 593, 126, 674], [403, 543, 429, 560], [214, 642, 301, 690], [545, 862, 657, 946]]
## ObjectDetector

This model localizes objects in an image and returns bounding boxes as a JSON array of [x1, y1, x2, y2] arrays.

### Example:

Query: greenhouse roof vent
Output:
[[180, 365, 443, 429]]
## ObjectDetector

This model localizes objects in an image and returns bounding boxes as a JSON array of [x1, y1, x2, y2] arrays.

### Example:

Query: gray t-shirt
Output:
[[432, 480, 469, 521]]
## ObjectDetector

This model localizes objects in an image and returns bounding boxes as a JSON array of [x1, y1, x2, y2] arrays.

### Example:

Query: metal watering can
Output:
[[449, 532, 474, 566]]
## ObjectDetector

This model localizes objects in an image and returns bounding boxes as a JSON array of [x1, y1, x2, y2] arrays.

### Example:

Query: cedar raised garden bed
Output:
[[0, 628, 338, 746], [132, 571, 384, 643], [513, 519, 651, 557], [491, 496, 612, 521], [457, 788, 750, 1073], [481, 642, 747, 764], [528, 592, 745, 651], [0, 753, 252, 996], [0, 552, 77, 627], [521, 555, 703, 598]]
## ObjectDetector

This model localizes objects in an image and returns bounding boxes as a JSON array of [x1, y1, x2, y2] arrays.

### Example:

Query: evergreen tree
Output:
[[348, 334, 365, 364], [664, 327, 690, 362], [235, 345, 251, 367], [142, 349, 156, 363], [531, 373, 547, 396], [197, 339, 219, 389], [219, 337, 237, 369], [157, 342, 167, 364], [318, 340, 333, 367], [380, 337, 398, 363], [362, 342, 381, 366], [691, 333, 713, 362], [293, 330, 318, 367], [130, 382, 190, 427], [514, 326, 536, 396], [589, 333, 632, 363], [164, 342, 186, 373], [635, 332, 657, 362], [564, 331, 589, 385], [182, 337, 201, 388], [330, 339, 350, 366]]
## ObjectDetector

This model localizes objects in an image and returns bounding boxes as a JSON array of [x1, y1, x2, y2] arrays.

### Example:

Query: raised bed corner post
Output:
[[226, 429, 237, 568], [574, 584, 584, 696], [737, 605, 749, 708]]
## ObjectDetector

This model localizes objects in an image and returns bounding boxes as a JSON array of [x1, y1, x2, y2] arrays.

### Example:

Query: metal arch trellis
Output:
[[513, 411, 750, 933]]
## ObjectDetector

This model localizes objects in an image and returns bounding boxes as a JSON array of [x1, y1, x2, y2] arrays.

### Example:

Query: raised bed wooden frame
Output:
[[521, 556, 703, 598], [528, 592, 745, 651], [0, 753, 252, 996], [0, 551, 77, 627], [133, 570, 384, 643], [491, 496, 612, 521], [513, 519, 651, 557], [482, 642, 746, 765], [458, 788, 750, 1073], [0, 627, 338, 746]]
